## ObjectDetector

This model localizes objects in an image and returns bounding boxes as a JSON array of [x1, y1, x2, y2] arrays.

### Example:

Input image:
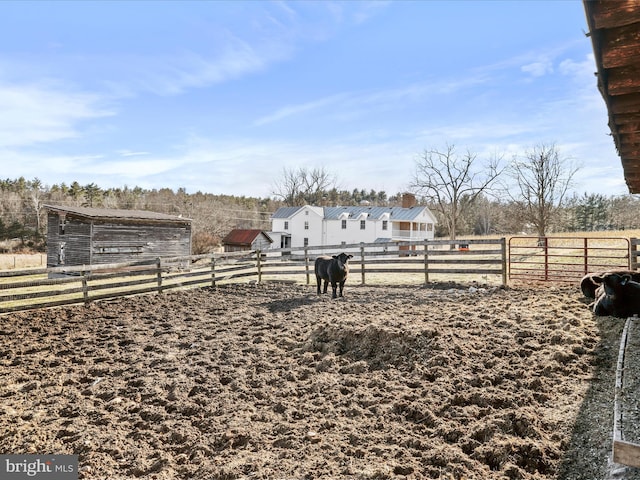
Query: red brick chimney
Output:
[[402, 193, 416, 208]]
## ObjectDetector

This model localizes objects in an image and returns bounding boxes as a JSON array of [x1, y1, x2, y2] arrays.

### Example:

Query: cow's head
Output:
[[592, 273, 633, 295], [333, 253, 353, 264]]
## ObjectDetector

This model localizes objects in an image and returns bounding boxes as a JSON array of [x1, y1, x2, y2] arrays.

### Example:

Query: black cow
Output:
[[314, 253, 353, 298], [590, 272, 640, 317], [581, 270, 640, 298]]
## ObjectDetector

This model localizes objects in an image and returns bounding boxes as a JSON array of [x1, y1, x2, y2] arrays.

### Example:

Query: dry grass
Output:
[[0, 253, 46, 270]]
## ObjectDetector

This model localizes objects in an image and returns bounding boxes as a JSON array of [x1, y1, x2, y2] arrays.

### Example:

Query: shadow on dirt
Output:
[[556, 315, 625, 480], [264, 295, 319, 313]]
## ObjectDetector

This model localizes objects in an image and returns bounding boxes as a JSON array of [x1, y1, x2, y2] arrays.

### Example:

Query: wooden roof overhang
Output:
[[584, 0, 640, 193], [44, 205, 192, 225]]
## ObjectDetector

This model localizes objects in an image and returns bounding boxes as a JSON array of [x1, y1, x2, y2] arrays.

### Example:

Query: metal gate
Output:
[[508, 236, 630, 283]]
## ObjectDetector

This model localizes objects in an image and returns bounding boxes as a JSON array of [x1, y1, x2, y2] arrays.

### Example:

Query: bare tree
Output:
[[411, 144, 503, 240], [272, 166, 337, 206], [506, 143, 577, 237]]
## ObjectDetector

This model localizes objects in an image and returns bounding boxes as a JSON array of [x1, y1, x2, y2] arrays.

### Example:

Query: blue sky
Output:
[[0, 1, 628, 199]]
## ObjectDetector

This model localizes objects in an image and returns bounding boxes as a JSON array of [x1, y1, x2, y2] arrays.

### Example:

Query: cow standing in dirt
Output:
[[315, 253, 353, 299]]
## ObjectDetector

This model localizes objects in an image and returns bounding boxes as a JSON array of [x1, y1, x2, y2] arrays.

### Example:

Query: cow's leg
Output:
[[316, 276, 322, 295], [593, 297, 610, 316], [331, 282, 338, 298], [338, 280, 345, 297], [323, 279, 329, 294]]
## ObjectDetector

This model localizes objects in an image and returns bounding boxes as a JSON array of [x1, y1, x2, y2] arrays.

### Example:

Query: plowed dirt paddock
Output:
[[0, 283, 633, 479]]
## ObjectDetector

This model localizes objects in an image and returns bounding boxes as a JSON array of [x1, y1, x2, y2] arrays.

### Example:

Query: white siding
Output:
[[324, 218, 392, 245], [270, 205, 437, 248], [287, 206, 324, 249]]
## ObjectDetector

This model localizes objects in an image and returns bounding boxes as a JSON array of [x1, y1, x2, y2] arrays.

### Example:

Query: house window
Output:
[[382, 220, 388, 231], [341, 220, 347, 229], [304, 237, 309, 247], [304, 221, 309, 230], [284, 221, 289, 230], [360, 220, 366, 230], [427, 223, 433, 231]]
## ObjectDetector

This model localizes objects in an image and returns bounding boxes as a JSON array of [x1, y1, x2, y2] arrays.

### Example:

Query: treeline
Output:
[[0, 178, 400, 253], [456, 192, 640, 238], [1, 177, 639, 254]]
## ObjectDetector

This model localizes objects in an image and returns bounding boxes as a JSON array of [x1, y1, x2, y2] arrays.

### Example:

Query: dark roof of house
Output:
[[584, 0, 640, 193], [323, 206, 433, 221], [222, 229, 273, 246], [44, 205, 191, 223], [271, 205, 436, 222], [270, 206, 309, 219]]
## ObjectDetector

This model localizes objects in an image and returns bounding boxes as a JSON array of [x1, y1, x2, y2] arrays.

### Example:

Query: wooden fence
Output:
[[0, 238, 506, 314]]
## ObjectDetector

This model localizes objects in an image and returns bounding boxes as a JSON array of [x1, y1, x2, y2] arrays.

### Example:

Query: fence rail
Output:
[[508, 236, 633, 283], [0, 239, 507, 314]]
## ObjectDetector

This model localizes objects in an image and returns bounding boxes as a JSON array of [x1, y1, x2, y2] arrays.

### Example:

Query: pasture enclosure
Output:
[[0, 239, 507, 314], [1, 282, 638, 479], [3, 236, 640, 313]]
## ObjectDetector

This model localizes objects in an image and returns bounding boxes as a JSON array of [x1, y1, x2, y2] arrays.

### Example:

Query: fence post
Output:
[[305, 247, 310, 285], [501, 238, 507, 286], [424, 239, 429, 284], [156, 257, 163, 293], [211, 254, 216, 288], [256, 250, 262, 284], [81, 268, 89, 305], [631, 238, 638, 270], [360, 243, 366, 285], [539, 237, 549, 281]]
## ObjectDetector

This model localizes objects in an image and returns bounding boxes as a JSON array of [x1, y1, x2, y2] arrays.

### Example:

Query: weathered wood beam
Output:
[[616, 121, 640, 134], [607, 65, 640, 96], [602, 22, 640, 69], [610, 93, 640, 114], [591, 0, 640, 30]]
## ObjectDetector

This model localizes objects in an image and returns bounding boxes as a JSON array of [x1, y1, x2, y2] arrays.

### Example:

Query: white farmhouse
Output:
[[269, 194, 437, 250]]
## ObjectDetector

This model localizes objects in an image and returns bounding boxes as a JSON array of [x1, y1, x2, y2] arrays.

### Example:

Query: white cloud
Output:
[[0, 82, 113, 147], [117, 150, 151, 157], [254, 75, 490, 126], [521, 60, 554, 77], [254, 93, 348, 125]]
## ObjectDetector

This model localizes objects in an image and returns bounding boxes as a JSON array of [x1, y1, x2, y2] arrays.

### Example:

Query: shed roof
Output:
[[584, 0, 640, 193], [222, 229, 273, 246], [44, 205, 191, 223]]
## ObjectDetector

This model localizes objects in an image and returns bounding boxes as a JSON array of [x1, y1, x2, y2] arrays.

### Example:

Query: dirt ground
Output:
[[0, 282, 637, 479]]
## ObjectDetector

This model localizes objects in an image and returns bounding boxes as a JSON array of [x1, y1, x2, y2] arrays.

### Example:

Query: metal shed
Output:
[[45, 205, 192, 268]]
